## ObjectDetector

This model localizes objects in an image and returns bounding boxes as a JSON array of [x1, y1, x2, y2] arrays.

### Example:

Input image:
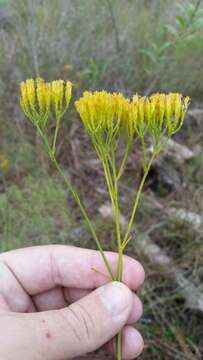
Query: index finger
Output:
[[0, 245, 145, 295]]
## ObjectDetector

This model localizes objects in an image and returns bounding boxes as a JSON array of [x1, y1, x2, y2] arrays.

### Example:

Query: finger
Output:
[[0, 261, 36, 313], [33, 287, 90, 311], [0, 282, 135, 359], [128, 293, 143, 324], [0, 295, 10, 312], [64, 287, 91, 304], [78, 358, 113, 360], [105, 325, 144, 359], [33, 287, 143, 324], [33, 287, 67, 311], [0, 245, 145, 296], [122, 326, 144, 359]]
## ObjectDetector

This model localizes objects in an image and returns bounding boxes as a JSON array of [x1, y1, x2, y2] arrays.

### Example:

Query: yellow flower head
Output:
[[75, 90, 130, 141], [51, 80, 64, 114], [65, 81, 72, 108], [20, 78, 72, 125], [128, 92, 190, 143], [51, 80, 72, 118], [128, 95, 148, 139], [148, 92, 190, 137], [20, 79, 34, 116], [20, 78, 52, 123]]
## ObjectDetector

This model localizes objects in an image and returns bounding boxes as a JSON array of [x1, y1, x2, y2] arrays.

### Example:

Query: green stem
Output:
[[36, 126, 114, 281], [99, 147, 123, 360], [117, 332, 122, 360], [121, 235, 132, 251], [111, 147, 122, 280], [141, 136, 147, 172], [52, 125, 59, 153], [102, 156, 115, 206], [122, 151, 156, 246], [109, 147, 123, 360], [53, 158, 115, 280], [117, 141, 132, 181], [117, 151, 156, 360]]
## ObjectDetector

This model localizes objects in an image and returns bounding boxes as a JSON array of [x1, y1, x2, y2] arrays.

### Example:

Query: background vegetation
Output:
[[0, 0, 203, 359]]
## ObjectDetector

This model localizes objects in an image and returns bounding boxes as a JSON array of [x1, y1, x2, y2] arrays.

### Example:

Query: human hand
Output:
[[0, 245, 145, 359]]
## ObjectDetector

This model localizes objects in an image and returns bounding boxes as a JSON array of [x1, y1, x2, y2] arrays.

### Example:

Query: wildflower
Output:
[[128, 92, 190, 146], [165, 93, 190, 135], [36, 78, 51, 117], [20, 78, 72, 126], [75, 91, 130, 146]]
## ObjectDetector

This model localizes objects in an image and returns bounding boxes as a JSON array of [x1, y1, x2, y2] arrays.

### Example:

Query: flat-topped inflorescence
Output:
[[75, 90, 190, 149], [128, 92, 190, 145], [75, 91, 130, 143], [20, 78, 72, 126]]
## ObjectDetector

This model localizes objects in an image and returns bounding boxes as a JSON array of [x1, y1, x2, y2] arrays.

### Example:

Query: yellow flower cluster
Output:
[[20, 78, 72, 124], [75, 91, 130, 140], [20, 78, 190, 148], [75, 90, 190, 143], [129, 93, 190, 139]]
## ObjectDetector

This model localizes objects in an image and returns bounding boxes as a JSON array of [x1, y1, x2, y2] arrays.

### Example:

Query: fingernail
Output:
[[99, 281, 131, 318]]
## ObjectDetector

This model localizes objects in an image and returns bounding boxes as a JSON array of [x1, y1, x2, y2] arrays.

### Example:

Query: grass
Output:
[[0, 0, 203, 359], [0, 174, 74, 252]]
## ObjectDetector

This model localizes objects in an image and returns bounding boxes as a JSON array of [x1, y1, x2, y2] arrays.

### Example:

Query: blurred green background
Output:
[[0, 0, 203, 359]]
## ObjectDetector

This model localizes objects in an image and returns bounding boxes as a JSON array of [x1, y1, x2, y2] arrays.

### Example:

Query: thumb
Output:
[[0, 282, 133, 360]]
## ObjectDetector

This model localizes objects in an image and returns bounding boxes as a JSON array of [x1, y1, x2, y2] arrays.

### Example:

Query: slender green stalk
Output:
[[52, 125, 60, 153], [121, 235, 132, 251], [104, 147, 123, 360], [36, 126, 114, 280], [101, 151, 123, 280], [122, 151, 156, 246], [110, 147, 122, 280], [117, 141, 132, 181], [52, 158, 115, 280], [102, 156, 115, 207]]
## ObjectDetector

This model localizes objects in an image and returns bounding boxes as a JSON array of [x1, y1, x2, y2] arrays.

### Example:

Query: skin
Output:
[[0, 245, 145, 359]]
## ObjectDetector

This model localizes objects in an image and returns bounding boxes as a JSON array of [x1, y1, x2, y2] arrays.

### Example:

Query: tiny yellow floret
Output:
[[65, 81, 72, 108]]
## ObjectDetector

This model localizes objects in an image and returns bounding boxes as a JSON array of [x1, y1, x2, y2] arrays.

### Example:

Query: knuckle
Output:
[[57, 307, 82, 345], [67, 303, 96, 347]]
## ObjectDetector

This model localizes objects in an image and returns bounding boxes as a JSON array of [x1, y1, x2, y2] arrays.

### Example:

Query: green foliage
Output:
[[1, 0, 203, 118], [141, 1, 203, 89], [0, 176, 73, 252], [0, 0, 7, 6], [80, 59, 108, 87]]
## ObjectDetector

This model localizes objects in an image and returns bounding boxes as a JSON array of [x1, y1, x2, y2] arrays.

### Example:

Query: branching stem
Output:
[[36, 125, 114, 281], [122, 151, 157, 247]]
